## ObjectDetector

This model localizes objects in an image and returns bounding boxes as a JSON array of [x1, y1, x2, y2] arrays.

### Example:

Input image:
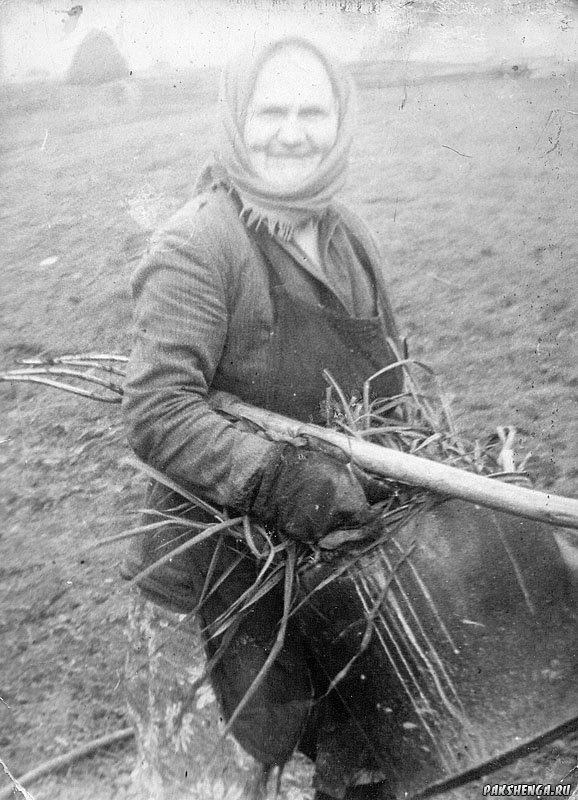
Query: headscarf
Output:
[[198, 36, 356, 240]]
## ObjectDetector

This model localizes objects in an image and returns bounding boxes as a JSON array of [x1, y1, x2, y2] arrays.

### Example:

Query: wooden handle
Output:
[[209, 391, 578, 532]]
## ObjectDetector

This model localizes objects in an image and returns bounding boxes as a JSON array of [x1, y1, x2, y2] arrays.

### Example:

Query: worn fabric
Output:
[[278, 223, 376, 317], [122, 183, 400, 511], [125, 595, 270, 800], [224, 219, 401, 424], [214, 35, 356, 238]]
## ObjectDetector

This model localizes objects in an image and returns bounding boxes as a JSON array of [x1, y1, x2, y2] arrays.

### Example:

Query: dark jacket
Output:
[[122, 183, 401, 511]]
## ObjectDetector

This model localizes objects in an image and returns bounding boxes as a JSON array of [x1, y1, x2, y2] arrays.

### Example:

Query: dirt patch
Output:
[[1, 62, 577, 798]]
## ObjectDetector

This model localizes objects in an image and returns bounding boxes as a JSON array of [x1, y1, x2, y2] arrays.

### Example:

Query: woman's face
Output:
[[243, 46, 339, 191]]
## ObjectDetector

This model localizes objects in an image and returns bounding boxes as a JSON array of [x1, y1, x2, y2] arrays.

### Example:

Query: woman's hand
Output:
[[250, 444, 378, 543]]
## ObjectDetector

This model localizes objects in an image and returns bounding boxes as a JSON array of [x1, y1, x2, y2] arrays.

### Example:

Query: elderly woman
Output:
[[122, 36, 402, 800]]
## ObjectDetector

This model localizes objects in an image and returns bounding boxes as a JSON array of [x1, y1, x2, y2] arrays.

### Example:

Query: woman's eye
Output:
[[300, 107, 325, 119], [259, 107, 285, 118]]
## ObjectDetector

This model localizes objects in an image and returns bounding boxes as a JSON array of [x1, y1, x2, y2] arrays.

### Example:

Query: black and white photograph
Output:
[[1, 1, 578, 798]]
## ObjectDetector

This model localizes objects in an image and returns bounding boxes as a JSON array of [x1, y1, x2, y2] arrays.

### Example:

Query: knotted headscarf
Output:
[[197, 36, 356, 240]]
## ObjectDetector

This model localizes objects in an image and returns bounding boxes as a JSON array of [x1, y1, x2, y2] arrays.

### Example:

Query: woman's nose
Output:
[[276, 114, 306, 147]]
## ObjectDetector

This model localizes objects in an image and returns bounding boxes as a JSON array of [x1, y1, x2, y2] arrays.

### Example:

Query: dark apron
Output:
[[211, 226, 403, 423]]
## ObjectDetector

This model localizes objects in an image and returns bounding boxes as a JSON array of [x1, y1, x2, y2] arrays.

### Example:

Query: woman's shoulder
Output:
[[331, 200, 382, 260], [155, 184, 247, 255], [131, 184, 252, 298]]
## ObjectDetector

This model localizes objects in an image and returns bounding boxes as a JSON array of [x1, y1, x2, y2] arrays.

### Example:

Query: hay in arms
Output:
[[0, 349, 532, 480], [0, 353, 536, 720], [0, 351, 558, 640]]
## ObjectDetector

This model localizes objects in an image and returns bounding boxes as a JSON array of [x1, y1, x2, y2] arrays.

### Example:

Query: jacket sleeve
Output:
[[122, 196, 279, 510]]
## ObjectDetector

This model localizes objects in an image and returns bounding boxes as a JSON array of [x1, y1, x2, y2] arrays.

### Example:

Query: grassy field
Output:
[[0, 59, 577, 798]]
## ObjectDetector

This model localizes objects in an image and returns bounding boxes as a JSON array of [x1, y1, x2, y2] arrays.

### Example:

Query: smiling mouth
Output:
[[266, 152, 317, 160], [251, 152, 323, 184]]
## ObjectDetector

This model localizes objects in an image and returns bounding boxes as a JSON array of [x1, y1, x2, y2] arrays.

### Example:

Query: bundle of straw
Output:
[[2, 351, 577, 533]]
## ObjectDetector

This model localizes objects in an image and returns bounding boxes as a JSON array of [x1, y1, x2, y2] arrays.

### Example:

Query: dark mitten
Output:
[[350, 465, 396, 506], [301, 436, 394, 507], [250, 445, 374, 543]]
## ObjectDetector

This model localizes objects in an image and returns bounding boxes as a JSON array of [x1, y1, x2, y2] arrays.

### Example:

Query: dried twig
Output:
[[3, 353, 577, 528], [209, 391, 578, 532], [17, 353, 129, 366], [1, 355, 126, 403], [0, 729, 134, 800], [0, 374, 122, 403]]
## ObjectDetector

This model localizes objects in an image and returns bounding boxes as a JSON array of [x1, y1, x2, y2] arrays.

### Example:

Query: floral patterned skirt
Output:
[[124, 593, 314, 800]]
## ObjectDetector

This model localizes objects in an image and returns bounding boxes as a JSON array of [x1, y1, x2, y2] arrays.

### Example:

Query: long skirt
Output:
[[124, 594, 315, 800]]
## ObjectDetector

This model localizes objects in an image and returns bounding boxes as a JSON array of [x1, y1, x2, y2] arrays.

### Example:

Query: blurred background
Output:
[[1, 0, 578, 79]]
